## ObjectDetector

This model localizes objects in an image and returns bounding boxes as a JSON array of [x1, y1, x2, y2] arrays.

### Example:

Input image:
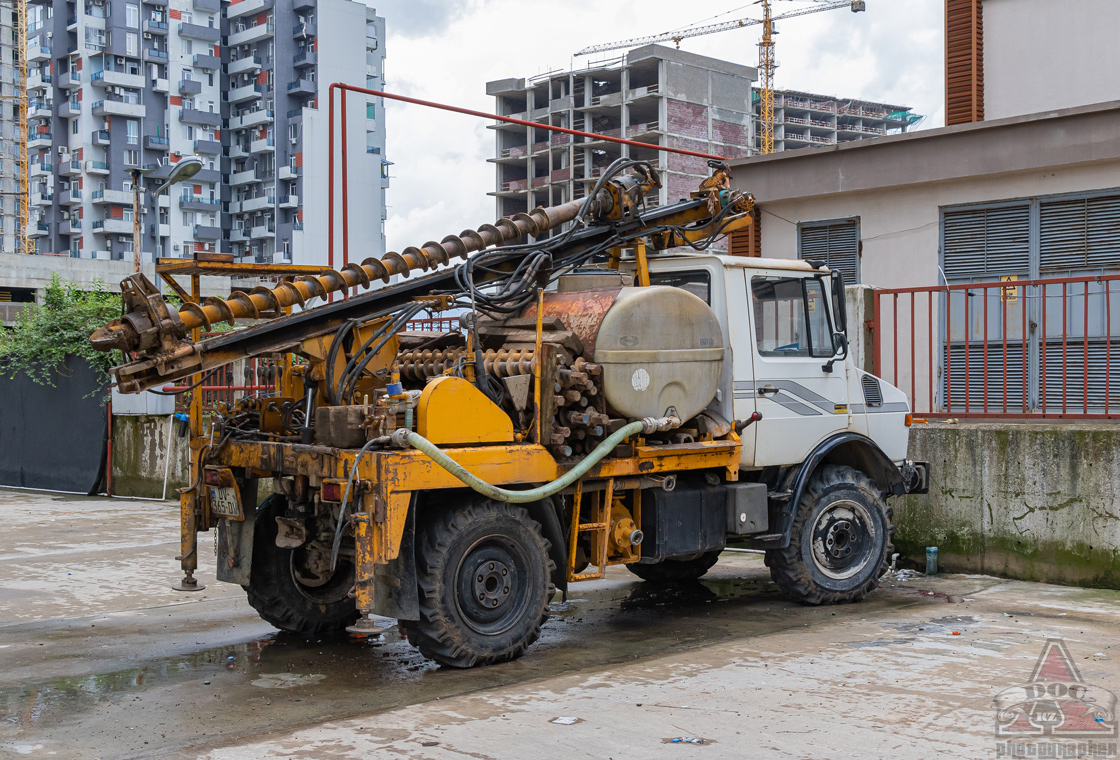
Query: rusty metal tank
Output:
[[592, 286, 724, 422]]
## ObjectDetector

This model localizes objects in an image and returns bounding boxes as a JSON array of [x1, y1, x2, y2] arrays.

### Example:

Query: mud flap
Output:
[[371, 494, 420, 620], [217, 477, 258, 585]]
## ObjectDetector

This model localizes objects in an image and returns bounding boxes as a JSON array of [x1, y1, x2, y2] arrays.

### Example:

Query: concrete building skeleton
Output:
[[486, 45, 757, 235]]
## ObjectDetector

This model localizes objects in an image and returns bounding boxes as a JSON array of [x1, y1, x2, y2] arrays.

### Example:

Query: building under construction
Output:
[[752, 88, 919, 152], [486, 46, 756, 223]]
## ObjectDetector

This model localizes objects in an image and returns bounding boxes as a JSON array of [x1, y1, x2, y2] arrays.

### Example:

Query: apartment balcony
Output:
[[228, 143, 249, 159], [158, 193, 170, 208], [92, 189, 133, 204], [192, 0, 219, 11], [92, 218, 133, 235], [58, 99, 80, 118], [142, 18, 168, 35], [251, 222, 276, 238], [193, 168, 222, 183], [30, 191, 53, 206], [29, 221, 50, 238], [178, 107, 221, 127], [85, 161, 110, 175], [142, 135, 169, 151], [193, 138, 221, 155], [231, 169, 260, 186], [227, 55, 261, 76], [192, 53, 220, 70], [26, 71, 51, 91], [292, 20, 315, 38], [233, 109, 273, 130], [250, 136, 275, 154], [28, 100, 52, 119], [192, 224, 221, 241], [229, 228, 248, 243], [226, 0, 272, 21], [286, 78, 315, 96], [179, 196, 221, 212], [178, 22, 220, 42], [229, 82, 262, 104], [228, 22, 274, 47], [278, 194, 298, 209], [91, 129, 111, 145], [279, 165, 300, 180], [59, 69, 82, 89], [28, 132, 52, 149], [178, 79, 202, 97], [30, 162, 53, 177], [93, 99, 146, 118], [27, 40, 51, 62], [93, 69, 147, 90], [292, 50, 316, 68], [66, 218, 82, 234], [152, 78, 170, 93], [240, 194, 273, 212], [154, 223, 171, 238], [61, 188, 82, 205], [143, 47, 170, 63], [58, 159, 82, 176]]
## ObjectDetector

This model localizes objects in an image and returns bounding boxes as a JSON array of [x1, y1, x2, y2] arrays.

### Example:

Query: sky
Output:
[[367, 0, 945, 250]]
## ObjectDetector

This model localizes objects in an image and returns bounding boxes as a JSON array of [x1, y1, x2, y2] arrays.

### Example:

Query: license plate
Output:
[[209, 486, 243, 520]]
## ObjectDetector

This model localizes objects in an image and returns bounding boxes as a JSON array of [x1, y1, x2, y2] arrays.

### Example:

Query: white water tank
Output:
[[593, 286, 724, 422]]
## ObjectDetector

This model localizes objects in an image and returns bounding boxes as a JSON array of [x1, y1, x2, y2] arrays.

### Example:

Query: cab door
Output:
[[744, 272, 851, 466]]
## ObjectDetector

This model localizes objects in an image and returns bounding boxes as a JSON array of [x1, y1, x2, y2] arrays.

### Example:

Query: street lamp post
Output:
[[130, 156, 204, 273]]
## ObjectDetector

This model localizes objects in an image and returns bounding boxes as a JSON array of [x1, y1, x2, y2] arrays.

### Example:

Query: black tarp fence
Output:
[[0, 356, 107, 493]]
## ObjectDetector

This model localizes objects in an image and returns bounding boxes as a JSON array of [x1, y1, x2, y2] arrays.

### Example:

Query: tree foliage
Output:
[[0, 274, 122, 385]]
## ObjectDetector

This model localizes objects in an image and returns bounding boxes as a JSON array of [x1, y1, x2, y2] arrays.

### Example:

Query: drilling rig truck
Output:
[[92, 162, 928, 668]]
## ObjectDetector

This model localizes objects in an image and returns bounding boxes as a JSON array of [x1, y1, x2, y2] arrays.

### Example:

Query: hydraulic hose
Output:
[[392, 416, 679, 504]]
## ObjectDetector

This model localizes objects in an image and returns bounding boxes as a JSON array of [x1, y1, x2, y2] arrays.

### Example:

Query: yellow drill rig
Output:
[[92, 160, 926, 667]]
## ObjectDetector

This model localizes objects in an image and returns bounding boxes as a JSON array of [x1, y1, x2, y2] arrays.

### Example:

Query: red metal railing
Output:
[[873, 273, 1120, 419], [406, 316, 460, 332], [167, 356, 283, 415]]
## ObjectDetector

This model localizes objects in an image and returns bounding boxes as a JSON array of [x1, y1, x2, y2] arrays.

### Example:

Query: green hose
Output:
[[400, 420, 648, 504]]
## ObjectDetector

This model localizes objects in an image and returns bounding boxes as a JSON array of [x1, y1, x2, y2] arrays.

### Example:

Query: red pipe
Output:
[[326, 83, 728, 275], [341, 87, 350, 296]]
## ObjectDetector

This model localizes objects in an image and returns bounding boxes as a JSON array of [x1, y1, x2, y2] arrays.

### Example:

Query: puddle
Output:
[[251, 673, 327, 689]]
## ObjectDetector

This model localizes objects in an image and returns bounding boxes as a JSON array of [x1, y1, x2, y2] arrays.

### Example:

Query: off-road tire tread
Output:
[[765, 465, 894, 605], [625, 550, 721, 582], [411, 500, 555, 668], [243, 494, 359, 634]]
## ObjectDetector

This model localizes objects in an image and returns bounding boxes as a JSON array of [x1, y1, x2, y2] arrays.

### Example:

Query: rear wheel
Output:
[[411, 498, 554, 668], [626, 550, 721, 583], [244, 494, 359, 634], [766, 465, 893, 605]]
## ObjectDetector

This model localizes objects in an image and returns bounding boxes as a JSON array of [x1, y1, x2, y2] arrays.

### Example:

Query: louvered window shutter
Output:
[[1040, 193, 1120, 273], [942, 205, 1030, 281], [798, 219, 859, 282]]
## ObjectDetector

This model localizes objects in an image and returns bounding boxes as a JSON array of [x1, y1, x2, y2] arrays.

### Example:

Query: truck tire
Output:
[[411, 499, 555, 668], [626, 551, 721, 582], [243, 494, 359, 634], [766, 464, 894, 605]]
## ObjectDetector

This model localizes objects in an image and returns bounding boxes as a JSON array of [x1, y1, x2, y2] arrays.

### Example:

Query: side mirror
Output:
[[823, 332, 849, 373]]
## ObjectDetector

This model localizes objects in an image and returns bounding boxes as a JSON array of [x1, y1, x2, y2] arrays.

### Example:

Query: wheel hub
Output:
[[472, 560, 512, 609], [810, 501, 876, 581], [455, 536, 530, 636]]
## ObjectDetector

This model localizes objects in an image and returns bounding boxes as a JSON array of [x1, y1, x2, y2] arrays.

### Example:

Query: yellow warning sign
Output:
[[1000, 275, 1019, 304]]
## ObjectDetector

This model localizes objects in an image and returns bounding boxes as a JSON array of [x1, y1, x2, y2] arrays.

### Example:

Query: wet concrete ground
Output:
[[2, 488, 1118, 759]]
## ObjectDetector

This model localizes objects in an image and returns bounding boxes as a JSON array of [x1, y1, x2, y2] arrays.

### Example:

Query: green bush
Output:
[[0, 273, 122, 385]]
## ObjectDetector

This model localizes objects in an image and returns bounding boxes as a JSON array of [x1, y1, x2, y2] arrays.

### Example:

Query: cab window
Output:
[[649, 270, 710, 304], [751, 276, 834, 358]]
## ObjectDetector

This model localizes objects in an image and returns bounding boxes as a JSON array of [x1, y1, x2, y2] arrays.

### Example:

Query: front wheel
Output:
[[766, 465, 894, 605], [244, 494, 359, 634], [410, 499, 555, 668]]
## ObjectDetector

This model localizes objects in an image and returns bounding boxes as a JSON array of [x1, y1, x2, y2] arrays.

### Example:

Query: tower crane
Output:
[[575, 1, 866, 155]]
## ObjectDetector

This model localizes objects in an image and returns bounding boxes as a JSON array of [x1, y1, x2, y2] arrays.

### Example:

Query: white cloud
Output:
[[367, 0, 944, 250]]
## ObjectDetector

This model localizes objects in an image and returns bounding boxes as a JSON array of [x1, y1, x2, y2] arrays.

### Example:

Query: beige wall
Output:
[[984, 0, 1120, 119]]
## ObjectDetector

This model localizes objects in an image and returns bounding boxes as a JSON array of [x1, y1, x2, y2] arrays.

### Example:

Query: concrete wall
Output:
[[984, 0, 1120, 120], [896, 423, 1120, 589], [111, 414, 190, 498]]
